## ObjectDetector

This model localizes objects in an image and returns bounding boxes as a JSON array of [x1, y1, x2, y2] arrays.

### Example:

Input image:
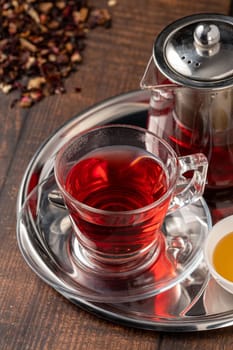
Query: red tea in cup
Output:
[[65, 145, 169, 256]]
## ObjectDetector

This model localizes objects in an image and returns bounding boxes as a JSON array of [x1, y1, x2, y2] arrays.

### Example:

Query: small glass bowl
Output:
[[204, 215, 233, 294]]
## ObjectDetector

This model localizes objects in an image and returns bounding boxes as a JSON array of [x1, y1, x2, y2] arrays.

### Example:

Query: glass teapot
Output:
[[140, 14, 233, 190]]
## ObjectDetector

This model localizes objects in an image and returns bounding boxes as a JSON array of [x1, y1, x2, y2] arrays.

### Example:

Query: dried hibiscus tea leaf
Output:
[[0, 0, 112, 107]]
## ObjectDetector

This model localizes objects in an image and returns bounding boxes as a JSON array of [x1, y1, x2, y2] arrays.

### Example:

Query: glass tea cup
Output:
[[54, 124, 208, 276]]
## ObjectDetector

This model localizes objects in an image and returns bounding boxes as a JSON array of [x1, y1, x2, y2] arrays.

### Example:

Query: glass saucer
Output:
[[17, 173, 211, 303]]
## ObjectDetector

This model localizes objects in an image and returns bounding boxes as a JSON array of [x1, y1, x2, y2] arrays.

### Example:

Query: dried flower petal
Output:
[[38, 2, 53, 14], [0, 83, 13, 94], [19, 38, 37, 52], [108, 0, 117, 7], [25, 6, 41, 24], [71, 52, 82, 63], [27, 77, 46, 90], [79, 8, 89, 22], [56, 2, 66, 10], [19, 94, 33, 107]]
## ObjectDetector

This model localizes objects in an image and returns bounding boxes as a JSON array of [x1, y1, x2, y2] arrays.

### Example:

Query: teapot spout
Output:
[[140, 56, 176, 89], [140, 56, 158, 89]]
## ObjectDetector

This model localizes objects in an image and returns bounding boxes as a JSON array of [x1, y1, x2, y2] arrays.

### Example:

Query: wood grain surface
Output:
[[1, 1, 233, 349]]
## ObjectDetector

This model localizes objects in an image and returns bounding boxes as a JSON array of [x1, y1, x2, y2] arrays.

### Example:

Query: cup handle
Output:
[[168, 153, 208, 213]]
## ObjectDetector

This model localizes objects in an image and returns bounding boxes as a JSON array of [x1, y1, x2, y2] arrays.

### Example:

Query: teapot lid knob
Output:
[[194, 23, 220, 48]]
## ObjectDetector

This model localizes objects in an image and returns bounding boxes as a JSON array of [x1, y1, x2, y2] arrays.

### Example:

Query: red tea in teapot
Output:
[[147, 89, 233, 190]]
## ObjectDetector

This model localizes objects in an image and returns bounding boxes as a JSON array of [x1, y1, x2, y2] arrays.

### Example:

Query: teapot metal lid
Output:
[[154, 13, 233, 89]]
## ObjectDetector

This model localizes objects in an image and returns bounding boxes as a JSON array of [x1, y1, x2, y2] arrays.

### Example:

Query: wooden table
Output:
[[1, 1, 233, 349]]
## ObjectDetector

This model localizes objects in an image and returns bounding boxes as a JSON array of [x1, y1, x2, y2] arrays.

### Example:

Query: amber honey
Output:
[[213, 232, 233, 282]]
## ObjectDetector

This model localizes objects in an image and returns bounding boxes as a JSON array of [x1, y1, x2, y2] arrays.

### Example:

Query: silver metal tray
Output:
[[17, 90, 233, 332]]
